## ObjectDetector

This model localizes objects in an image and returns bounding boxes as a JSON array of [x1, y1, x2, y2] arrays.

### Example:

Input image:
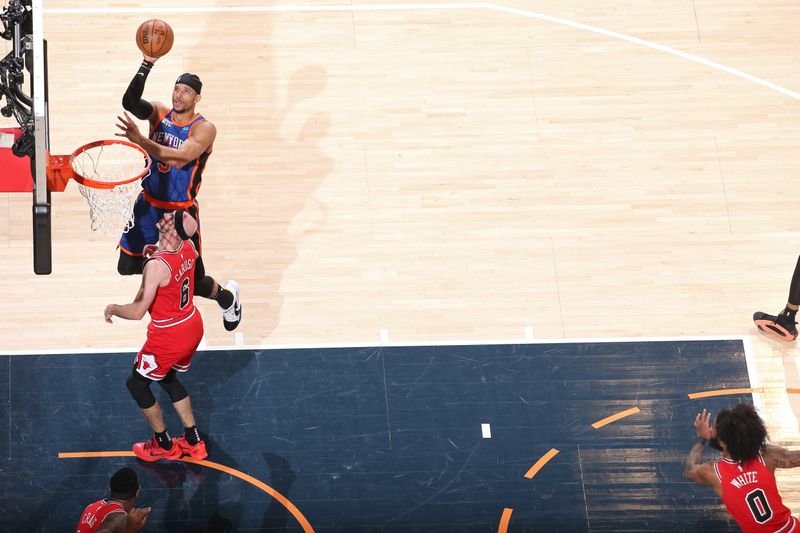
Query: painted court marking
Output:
[[524, 448, 559, 479], [498, 507, 514, 533], [688, 387, 757, 399], [591, 406, 641, 429], [58, 451, 315, 533]]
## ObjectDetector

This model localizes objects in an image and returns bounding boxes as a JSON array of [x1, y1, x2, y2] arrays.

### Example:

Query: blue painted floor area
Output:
[[0, 340, 751, 532]]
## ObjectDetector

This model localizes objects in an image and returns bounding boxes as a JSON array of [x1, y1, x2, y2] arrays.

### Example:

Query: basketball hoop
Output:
[[47, 140, 150, 235]]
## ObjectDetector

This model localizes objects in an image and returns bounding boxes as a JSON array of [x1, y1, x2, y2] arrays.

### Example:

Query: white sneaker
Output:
[[222, 280, 242, 331]]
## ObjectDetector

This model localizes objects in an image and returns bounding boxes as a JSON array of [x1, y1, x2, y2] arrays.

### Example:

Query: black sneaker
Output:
[[753, 311, 798, 341], [222, 280, 242, 331]]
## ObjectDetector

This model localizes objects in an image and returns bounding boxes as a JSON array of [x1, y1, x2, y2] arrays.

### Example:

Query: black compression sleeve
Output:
[[122, 60, 155, 120]]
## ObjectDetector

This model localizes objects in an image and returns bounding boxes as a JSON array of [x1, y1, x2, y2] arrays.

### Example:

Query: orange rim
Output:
[[68, 139, 151, 190]]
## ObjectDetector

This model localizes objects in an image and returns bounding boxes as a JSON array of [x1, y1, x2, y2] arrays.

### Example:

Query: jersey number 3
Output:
[[746, 488, 773, 524]]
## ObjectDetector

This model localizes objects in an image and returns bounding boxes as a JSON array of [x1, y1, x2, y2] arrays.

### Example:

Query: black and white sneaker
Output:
[[222, 280, 242, 331]]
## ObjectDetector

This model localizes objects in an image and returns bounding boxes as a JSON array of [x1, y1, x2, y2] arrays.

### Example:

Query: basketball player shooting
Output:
[[115, 23, 241, 332]]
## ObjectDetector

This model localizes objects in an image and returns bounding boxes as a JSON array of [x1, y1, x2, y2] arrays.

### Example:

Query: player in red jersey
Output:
[[105, 210, 208, 462], [685, 403, 800, 532], [76, 467, 149, 533]]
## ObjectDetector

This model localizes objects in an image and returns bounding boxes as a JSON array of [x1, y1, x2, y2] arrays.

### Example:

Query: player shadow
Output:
[[245, 66, 333, 341], [189, 66, 332, 344], [141, 348, 299, 530], [178, 7, 333, 343], [137, 440, 298, 532]]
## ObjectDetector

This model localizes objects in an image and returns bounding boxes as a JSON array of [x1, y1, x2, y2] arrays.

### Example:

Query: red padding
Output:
[[0, 128, 33, 192]]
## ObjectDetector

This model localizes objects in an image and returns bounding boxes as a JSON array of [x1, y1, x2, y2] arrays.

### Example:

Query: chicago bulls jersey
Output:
[[715, 454, 798, 533], [76, 499, 125, 533], [143, 109, 209, 209], [147, 239, 198, 327]]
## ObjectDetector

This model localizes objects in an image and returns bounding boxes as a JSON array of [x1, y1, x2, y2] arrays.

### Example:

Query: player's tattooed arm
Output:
[[684, 409, 716, 486], [684, 439, 708, 480], [765, 444, 800, 470]]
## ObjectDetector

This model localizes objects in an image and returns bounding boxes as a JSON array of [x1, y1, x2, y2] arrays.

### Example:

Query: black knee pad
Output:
[[126, 369, 156, 409], [158, 370, 189, 403], [118, 251, 144, 276]]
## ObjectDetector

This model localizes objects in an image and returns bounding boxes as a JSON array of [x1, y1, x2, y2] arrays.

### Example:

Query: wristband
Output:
[[696, 437, 708, 446]]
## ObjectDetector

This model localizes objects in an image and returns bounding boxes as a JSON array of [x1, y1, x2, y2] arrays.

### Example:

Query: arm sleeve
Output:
[[122, 60, 155, 120]]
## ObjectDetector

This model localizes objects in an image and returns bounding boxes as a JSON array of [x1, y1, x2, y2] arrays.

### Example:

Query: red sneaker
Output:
[[132, 437, 182, 462], [175, 436, 208, 460]]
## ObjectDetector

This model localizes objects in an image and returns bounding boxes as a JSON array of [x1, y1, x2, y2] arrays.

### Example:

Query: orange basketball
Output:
[[135, 19, 174, 58]]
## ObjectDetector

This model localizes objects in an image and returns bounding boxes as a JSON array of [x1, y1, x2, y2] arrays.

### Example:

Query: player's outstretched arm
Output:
[[115, 113, 215, 168], [121, 57, 161, 122], [684, 409, 720, 491], [684, 438, 712, 483], [104, 260, 168, 322], [764, 444, 800, 471]]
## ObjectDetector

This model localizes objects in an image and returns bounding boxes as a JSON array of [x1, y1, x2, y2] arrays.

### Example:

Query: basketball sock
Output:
[[215, 287, 234, 310], [154, 430, 173, 450], [184, 425, 201, 446]]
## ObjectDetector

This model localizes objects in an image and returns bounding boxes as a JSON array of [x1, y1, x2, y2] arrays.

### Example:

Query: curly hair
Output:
[[715, 403, 768, 463]]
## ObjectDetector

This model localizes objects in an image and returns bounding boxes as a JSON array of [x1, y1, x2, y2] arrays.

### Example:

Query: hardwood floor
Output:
[[2, 0, 800, 510]]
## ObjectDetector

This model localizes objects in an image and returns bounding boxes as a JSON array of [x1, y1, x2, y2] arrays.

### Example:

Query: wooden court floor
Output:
[[3, 0, 800, 518]]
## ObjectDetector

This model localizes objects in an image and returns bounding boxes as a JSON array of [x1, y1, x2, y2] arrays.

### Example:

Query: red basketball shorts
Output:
[[135, 309, 204, 380]]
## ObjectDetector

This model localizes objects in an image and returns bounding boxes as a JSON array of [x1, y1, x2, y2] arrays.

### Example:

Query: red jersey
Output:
[[76, 499, 125, 533], [715, 454, 798, 533], [146, 239, 198, 327]]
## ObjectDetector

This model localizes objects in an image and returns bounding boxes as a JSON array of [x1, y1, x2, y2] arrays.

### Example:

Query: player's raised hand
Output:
[[127, 506, 151, 531], [115, 112, 143, 144], [694, 408, 713, 439]]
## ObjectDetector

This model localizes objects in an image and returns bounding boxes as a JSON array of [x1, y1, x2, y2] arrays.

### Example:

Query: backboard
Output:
[[0, 0, 50, 274]]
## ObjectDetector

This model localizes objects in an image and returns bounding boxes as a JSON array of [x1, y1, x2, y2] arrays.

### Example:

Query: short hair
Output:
[[715, 403, 768, 463], [109, 467, 139, 500]]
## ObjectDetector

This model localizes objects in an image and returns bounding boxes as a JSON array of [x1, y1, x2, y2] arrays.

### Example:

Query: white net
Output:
[[71, 142, 149, 235]]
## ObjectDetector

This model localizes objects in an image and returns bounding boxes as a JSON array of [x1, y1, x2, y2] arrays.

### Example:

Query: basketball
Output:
[[135, 19, 174, 58]]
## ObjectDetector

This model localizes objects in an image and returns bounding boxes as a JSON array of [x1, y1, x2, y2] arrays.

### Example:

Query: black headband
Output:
[[174, 210, 190, 241], [109, 467, 139, 500], [175, 73, 202, 94]]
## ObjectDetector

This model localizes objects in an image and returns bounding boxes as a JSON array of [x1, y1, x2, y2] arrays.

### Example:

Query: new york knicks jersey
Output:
[[144, 109, 210, 209], [715, 454, 798, 533]]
